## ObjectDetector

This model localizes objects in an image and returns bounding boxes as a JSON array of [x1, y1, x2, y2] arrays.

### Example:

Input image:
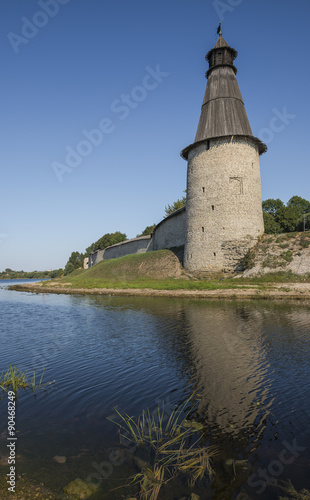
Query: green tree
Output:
[[93, 232, 127, 253], [64, 251, 84, 276], [275, 206, 300, 233], [297, 212, 310, 231], [262, 197, 309, 234], [262, 198, 284, 215], [263, 212, 282, 234], [84, 232, 127, 258], [164, 192, 186, 217], [287, 196, 310, 215], [136, 224, 156, 237], [84, 243, 96, 256], [50, 268, 64, 279]]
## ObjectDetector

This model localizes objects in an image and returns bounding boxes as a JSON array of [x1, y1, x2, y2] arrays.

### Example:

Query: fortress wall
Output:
[[152, 207, 186, 251], [102, 236, 153, 261], [88, 210, 186, 268], [89, 249, 105, 267]]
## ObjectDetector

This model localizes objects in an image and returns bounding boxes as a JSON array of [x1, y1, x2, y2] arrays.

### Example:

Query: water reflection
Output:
[[181, 303, 272, 438], [1, 284, 310, 497]]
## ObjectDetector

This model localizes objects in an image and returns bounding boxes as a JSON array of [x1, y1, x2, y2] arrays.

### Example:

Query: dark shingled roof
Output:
[[195, 66, 253, 141], [181, 36, 267, 159], [206, 36, 238, 59]]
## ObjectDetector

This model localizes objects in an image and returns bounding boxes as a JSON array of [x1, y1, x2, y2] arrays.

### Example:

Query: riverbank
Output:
[[9, 280, 310, 300], [9, 244, 310, 300]]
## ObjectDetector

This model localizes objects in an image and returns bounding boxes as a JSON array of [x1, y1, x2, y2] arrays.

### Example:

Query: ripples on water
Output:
[[0, 280, 310, 498]]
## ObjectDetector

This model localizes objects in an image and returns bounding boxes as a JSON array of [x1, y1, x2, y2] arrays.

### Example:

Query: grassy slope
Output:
[[46, 250, 222, 290], [41, 244, 309, 292], [44, 250, 233, 290]]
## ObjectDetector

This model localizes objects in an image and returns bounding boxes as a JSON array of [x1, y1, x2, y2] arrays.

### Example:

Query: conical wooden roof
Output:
[[181, 36, 266, 159], [194, 65, 253, 141]]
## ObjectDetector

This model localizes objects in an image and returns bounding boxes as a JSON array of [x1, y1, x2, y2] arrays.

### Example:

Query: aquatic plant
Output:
[[277, 479, 310, 499], [109, 393, 217, 499], [0, 365, 54, 398]]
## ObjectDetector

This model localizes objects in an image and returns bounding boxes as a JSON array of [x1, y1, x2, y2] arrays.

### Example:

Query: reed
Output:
[[109, 393, 217, 499], [0, 365, 53, 398]]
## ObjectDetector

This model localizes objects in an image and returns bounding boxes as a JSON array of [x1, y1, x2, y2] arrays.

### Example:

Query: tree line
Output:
[[0, 268, 63, 280], [263, 196, 310, 234]]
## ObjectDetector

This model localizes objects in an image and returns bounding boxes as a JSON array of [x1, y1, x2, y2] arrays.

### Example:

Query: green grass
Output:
[[109, 393, 217, 499], [48, 277, 249, 291], [262, 255, 283, 268], [43, 251, 243, 291], [280, 251, 293, 263], [286, 232, 299, 238], [37, 248, 310, 293], [300, 239, 310, 248], [0, 366, 53, 398], [235, 271, 310, 283], [276, 235, 287, 243]]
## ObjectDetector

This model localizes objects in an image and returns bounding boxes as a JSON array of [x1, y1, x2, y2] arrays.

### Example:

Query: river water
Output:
[[0, 280, 310, 499]]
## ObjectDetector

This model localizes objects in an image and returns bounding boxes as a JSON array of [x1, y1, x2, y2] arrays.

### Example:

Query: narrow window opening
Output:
[[191, 254, 192, 259], [214, 252, 216, 257], [202, 187, 205, 193], [212, 205, 215, 211], [202, 227, 204, 232]]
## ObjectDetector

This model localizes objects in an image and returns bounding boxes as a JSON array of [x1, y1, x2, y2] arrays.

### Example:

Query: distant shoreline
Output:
[[9, 281, 310, 301]]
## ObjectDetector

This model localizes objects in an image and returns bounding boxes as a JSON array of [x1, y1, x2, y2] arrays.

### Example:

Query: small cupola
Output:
[[205, 31, 238, 78]]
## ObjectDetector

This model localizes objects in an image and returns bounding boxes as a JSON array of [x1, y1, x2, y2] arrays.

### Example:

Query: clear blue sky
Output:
[[0, 0, 309, 271]]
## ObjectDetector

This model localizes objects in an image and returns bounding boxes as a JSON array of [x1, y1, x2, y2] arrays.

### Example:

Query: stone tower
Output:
[[181, 32, 266, 274]]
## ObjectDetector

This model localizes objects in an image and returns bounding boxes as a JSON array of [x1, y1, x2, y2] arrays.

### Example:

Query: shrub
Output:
[[239, 248, 256, 270]]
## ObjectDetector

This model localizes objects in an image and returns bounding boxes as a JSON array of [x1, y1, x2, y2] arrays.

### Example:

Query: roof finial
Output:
[[217, 22, 222, 37]]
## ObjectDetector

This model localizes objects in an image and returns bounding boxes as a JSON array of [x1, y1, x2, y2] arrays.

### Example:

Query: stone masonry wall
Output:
[[184, 137, 264, 273], [103, 236, 153, 260], [88, 210, 186, 268], [88, 236, 153, 267], [152, 207, 186, 251], [88, 249, 105, 267]]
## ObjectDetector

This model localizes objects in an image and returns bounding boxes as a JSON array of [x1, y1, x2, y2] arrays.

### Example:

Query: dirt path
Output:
[[9, 282, 310, 301]]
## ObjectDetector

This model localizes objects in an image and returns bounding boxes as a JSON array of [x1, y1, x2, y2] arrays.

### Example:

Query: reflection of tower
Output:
[[182, 303, 271, 437], [181, 32, 267, 274]]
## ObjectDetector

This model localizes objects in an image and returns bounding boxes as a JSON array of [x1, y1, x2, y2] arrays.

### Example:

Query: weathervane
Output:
[[217, 22, 222, 36]]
